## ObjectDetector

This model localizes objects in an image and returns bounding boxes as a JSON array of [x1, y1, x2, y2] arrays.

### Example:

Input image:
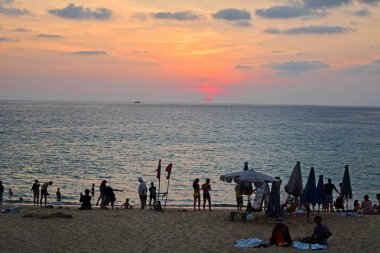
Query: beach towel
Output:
[[311, 243, 328, 250], [293, 241, 310, 250], [335, 211, 360, 217], [235, 237, 266, 248]]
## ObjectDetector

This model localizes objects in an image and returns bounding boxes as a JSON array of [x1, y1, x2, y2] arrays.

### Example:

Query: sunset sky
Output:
[[1, 0, 379, 105]]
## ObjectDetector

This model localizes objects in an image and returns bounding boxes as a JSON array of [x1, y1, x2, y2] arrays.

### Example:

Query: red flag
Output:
[[166, 163, 173, 179], [156, 159, 161, 181]]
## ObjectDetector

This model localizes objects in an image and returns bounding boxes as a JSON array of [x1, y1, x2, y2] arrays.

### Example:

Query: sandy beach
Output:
[[0, 205, 379, 253]]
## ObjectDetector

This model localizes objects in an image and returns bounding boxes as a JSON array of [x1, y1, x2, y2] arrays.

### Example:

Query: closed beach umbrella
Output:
[[284, 161, 303, 197], [301, 167, 317, 207], [315, 175, 325, 210], [265, 181, 283, 218], [341, 165, 353, 213]]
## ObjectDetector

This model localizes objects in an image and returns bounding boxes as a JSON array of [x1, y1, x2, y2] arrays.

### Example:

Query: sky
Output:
[[0, 0, 380, 106]]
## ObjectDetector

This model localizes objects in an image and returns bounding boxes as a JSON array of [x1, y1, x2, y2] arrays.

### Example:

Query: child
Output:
[[121, 198, 133, 209], [79, 189, 92, 210], [56, 188, 61, 202]]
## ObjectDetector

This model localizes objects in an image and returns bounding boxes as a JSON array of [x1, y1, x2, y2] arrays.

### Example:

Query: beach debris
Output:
[[22, 212, 72, 219]]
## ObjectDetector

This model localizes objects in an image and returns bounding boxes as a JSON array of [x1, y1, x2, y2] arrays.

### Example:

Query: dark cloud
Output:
[[12, 27, 31, 32], [255, 5, 322, 19], [265, 26, 350, 35], [49, 3, 112, 20], [343, 59, 380, 74], [70, 51, 106, 55], [212, 8, 251, 21], [235, 64, 254, 69], [267, 60, 329, 75], [0, 36, 13, 42], [303, 0, 353, 9], [352, 9, 370, 16], [152, 11, 202, 21], [36, 34, 62, 39], [359, 0, 380, 6]]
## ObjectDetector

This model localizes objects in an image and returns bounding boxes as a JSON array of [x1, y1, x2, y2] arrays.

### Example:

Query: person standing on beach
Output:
[[149, 182, 157, 209], [324, 179, 339, 212], [31, 180, 40, 206], [101, 185, 123, 210], [96, 180, 107, 206], [138, 177, 147, 209], [193, 178, 201, 211], [235, 184, 243, 211], [201, 178, 212, 211], [56, 188, 61, 202], [0, 181, 4, 205], [40, 181, 53, 207]]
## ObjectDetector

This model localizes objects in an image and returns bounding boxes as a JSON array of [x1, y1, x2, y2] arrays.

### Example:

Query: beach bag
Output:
[[153, 201, 162, 211]]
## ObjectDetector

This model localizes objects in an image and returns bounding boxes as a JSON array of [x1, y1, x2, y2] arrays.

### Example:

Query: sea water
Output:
[[0, 101, 379, 207]]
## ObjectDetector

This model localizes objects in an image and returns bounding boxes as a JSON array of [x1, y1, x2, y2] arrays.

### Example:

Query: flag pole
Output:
[[163, 163, 173, 210], [164, 177, 170, 210], [157, 159, 161, 197]]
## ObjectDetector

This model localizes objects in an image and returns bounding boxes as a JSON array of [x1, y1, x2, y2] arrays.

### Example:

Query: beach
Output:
[[0, 205, 379, 253]]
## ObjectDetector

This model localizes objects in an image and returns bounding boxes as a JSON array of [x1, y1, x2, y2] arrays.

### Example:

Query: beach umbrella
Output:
[[315, 175, 326, 211], [220, 163, 278, 185], [265, 181, 283, 218], [301, 167, 317, 207], [341, 165, 353, 214], [284, 161, 303, 197]]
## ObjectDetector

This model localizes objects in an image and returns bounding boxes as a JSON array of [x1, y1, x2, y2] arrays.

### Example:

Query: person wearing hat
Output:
[[269, 217, 293, 247], [31, 179, 40, 206]]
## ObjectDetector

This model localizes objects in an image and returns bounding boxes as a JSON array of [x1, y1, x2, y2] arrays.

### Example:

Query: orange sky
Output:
[[1, 0, 379, 105]]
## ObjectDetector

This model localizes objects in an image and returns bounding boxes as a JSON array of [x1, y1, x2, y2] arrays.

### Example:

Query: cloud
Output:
[[70, 51, 106, 55], [0, 36, 13, 42], [12, 27, 31, 32], [359, 0, 380, 6], [235, 64, 254, 69], [264, 26, 350, 35], [131, 50, 149, 54], [36, 34, 62, 39], [352, 9, 370, 16], [152, 11, 202, 21], [343, 59, 380, 74], [303, 0, 353, 9], [266, 60, 329, 75], [255, 5, 323, 19], [0, 0, 30, 16], [48, 3, 112, 20], [212, 8, 251, 21]]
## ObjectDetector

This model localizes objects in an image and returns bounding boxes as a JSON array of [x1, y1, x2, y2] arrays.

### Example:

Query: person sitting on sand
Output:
[[201, 178, 212, 211], [79, 189, 92, 210], [360, 195, 373, 214], [308, 216, 332, 245], [374, 193, 380, 214], [31, 180, 40, 206], [353, 200, 360, 212], [193, 178, 201, 211], [40, 181, 53, 207], [121, 198, 133, 209], [269, 217, 292, 247]]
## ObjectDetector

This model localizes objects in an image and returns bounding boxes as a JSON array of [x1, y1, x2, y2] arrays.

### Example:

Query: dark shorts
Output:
[[203, 193, 211, 199], [325, 194, 333, 203], [41, 189, 48, 196], [149, 195, 157, 201], [236, 197, 243, 205]]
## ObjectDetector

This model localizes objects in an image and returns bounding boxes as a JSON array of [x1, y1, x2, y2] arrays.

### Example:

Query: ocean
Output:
[[0, 101, 379, 208]]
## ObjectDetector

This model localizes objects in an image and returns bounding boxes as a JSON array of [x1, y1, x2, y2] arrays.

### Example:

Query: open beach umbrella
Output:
[[265, 181, 283, 218], [315, 175, 326, 211], [341, 165, 353, 213], [220, 163, 278, 185], [301, 167, 317, 208], [284, 161, 303, 197]]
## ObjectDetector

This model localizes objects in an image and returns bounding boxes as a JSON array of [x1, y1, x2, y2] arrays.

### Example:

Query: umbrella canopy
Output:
[[265, 181, 283, 218], [284, 161, 303, 197], [341, 165, 353, 199], [301, 167, 316, 206], [220, 169, 278, 184], [315, 175, 325, 206]]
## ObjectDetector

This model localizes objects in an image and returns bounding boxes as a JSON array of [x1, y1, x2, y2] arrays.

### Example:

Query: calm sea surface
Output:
[[0, 101, 379, 207]]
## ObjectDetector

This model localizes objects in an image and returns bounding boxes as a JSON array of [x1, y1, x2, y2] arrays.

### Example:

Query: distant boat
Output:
[[134, 101, 141, 104]]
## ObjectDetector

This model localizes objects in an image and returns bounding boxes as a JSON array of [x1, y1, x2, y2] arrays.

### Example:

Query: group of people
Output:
[[192, 178, 212, 211], [269, 216, 332, 247]]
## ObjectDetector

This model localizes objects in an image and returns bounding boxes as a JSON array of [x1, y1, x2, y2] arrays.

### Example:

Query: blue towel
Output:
[[235, 237, 264, 248]]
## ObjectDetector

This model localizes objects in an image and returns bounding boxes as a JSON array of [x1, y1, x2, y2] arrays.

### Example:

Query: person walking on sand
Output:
[[149, 182, 157, 209], [193, 178, 201, 211], [0, 181, 4, 205], [324, 179, 339, 212], [40, 181, 53, 207], [31, 179, 40, 206], [138, 177, 147, 209], [201, 178, 212, 211]]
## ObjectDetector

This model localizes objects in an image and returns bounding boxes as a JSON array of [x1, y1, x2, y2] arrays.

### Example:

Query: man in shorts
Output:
[[201, 178, 212, 211], [40, 181, 53, 207], [324, 179, 339, 212]]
